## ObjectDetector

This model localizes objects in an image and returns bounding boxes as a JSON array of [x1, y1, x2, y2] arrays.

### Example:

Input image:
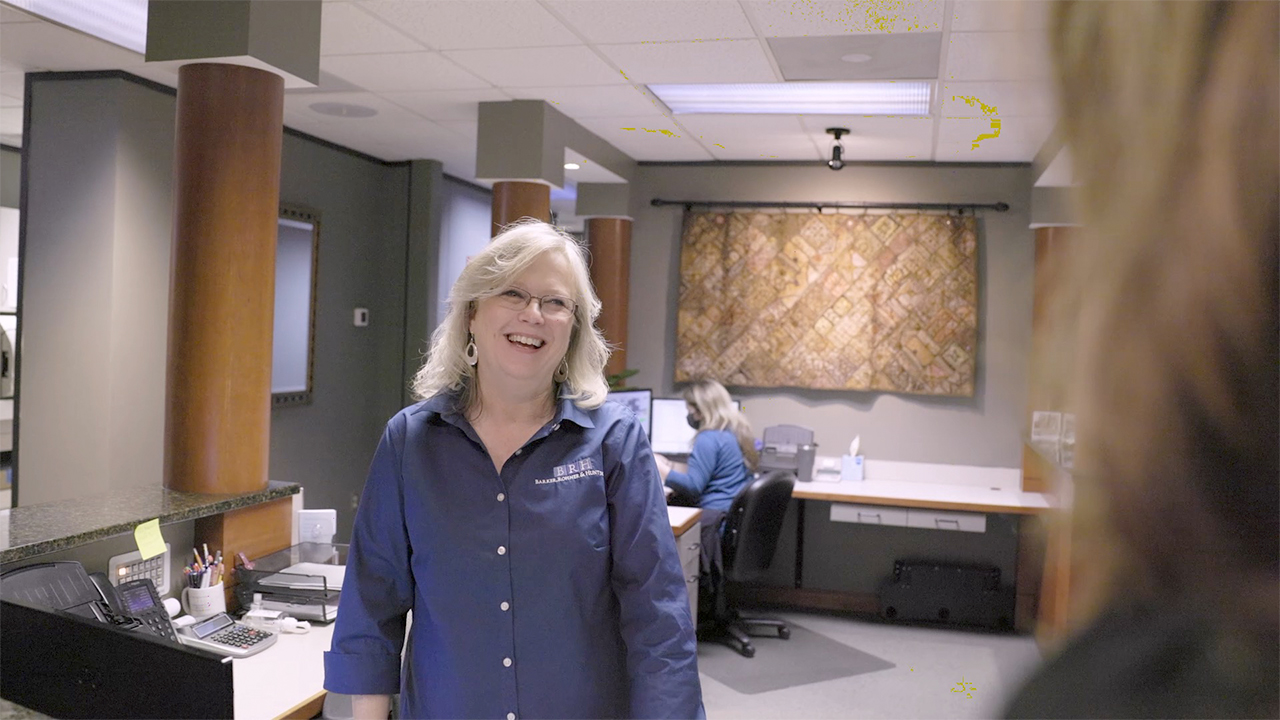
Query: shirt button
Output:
[[496, 492, 505, 502], [514, 448, 522, 455], [503, 657, 513, 667], [500, 601, 510, 611], [508, 714, 516, 720], [552, 424, 560, 431], [497, 546, 506, 555]]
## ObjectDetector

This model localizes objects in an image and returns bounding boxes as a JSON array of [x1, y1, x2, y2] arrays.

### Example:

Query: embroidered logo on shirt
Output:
[[535, 457, 603, 485]]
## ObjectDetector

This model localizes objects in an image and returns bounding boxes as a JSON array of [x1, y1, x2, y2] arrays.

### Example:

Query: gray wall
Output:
[[270, 132, 410, 543], [1, 146, 19, 209], [628, 163, 1035, 468], [18, 74, 413, 543]]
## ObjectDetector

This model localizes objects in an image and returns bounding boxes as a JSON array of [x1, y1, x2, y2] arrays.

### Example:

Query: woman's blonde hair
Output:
[[411, 219, 611, 411], [1046, 0, 1277, 634], [681, 379, 758, 470]]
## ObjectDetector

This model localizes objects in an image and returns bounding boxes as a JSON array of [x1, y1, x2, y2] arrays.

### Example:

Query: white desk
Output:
[[231, 510, 703, 720], [234, 622, 335, 720], [792, 479, 1052, 515]]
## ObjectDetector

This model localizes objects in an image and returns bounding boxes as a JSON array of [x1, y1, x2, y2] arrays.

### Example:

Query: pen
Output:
[[202, 543, 210, 565]]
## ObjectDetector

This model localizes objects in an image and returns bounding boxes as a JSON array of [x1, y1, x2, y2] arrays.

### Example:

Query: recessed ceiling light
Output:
[[309, 102, 378, 118], [564, 163, 581, 170], [840, 53, 873, 64], [648, 81, 931, 115]]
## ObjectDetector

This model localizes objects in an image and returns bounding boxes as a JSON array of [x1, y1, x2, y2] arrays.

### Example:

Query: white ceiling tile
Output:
[[444, 46, 623, 88], [950, 0, 1050, 32], [321, 52, 490, 91], [944, 31, 1052, 81], [321, 2, 425, 56], [799, 114, 935, 161], [0, 107, 22, 136], [381, 88, 511, 121], [742, 0, 943, 37], [507, 84, 667, 118], [1, 72, 24, 99], [939, 81, 1056, 117], [127, 64, 179, 91], [673, 114, 819, 160], [0, 6, 38, 23], [0, 22, 141, 72], [598, 39, 776, 84], [935, 114, 1054, 162], [575, 115, 713, 161], [361, 0, 579, 50], [436, 118, 477, 139], [545, 0, 755, 44]]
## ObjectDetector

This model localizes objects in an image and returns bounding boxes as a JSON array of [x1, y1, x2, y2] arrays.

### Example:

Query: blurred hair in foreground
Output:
[[1008, 1, 1277, 717]]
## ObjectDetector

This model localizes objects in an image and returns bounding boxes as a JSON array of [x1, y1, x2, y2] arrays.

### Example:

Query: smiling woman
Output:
[[324, 219, 705, 720]]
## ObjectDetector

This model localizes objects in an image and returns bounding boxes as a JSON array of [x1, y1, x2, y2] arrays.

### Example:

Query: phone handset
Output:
[[88, 572, 180, 643]]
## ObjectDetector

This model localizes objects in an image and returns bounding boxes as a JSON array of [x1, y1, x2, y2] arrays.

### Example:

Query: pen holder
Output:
[[182, 582, 227, 620]]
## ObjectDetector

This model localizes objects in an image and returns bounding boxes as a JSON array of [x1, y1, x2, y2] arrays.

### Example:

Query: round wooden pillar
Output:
[[586, 217, 632, 378], [165, 64, 284, 494], [491, 180, 550, 237]]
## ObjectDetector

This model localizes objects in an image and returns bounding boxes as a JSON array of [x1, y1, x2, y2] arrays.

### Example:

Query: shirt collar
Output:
[[413, 387, 595, 430]]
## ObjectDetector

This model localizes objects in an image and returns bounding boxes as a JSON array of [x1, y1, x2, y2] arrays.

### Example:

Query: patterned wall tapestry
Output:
[[675, 211, 978, 396]]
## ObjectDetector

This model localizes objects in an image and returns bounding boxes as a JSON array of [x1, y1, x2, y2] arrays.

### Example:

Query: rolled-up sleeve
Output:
[[605, 417, 705, 719], [324, 414, 415, 695]]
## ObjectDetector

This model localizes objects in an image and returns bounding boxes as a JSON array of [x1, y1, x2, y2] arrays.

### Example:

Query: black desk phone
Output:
[[93, 574, 180, 643]]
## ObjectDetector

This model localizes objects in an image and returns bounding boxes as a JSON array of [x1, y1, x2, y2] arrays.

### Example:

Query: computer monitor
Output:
[[607, 389, 652, 438], [651, 397, 697, 455]]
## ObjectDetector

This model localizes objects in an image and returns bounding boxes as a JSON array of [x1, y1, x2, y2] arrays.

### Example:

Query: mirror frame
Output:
[[272, 204, 320, 408]]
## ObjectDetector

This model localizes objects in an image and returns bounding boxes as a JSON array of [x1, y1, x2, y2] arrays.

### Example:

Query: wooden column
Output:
[[491, 180, 550, 237], [586, 217, 632, 378], [164, 64, 284, 495]]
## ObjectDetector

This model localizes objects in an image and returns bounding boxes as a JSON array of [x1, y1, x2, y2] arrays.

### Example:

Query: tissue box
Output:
[[841, 455, 865, 482]]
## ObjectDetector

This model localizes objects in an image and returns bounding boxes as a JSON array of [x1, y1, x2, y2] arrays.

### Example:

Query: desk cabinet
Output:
[[675, 521, 700, 620]]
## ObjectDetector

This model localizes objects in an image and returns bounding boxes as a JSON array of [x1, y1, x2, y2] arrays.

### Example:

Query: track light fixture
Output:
[[826, 127, 849, 170]]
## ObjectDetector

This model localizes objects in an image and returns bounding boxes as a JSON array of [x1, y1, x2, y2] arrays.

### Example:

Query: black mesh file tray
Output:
[[234, 542, 348, 623]]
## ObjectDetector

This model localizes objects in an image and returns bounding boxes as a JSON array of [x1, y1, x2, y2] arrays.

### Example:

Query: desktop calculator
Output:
[[178, 612, 277, 658]]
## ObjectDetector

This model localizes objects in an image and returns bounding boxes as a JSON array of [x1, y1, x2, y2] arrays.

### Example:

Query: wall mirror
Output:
[[273, 206, 320, 407]]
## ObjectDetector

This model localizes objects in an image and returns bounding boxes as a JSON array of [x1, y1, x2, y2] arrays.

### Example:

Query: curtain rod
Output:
[[650, 199, 1009, 213]]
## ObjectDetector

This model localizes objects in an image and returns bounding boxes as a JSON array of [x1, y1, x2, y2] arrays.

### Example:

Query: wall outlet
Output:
[[298, 508, 337, 545], [353, 308, 369, 327]]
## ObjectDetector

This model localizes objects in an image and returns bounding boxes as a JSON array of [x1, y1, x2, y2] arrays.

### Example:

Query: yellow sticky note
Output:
[[133, 518, 165, 560]]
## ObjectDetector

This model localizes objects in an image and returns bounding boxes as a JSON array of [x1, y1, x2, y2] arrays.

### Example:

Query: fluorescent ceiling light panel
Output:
[[648, 81, 931, 115], [8, 0, 147, 54]]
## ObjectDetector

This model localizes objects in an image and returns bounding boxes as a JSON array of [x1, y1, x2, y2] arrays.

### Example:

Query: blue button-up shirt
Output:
[[664, 430, 750, 511], [324, 392, 703, 719]]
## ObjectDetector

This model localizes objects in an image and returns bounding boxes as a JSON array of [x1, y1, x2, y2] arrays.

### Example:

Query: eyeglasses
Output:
[[493, 287, 577, 319]]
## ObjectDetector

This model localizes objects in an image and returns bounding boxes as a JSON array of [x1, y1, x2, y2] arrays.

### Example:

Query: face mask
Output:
[[686, 414, 702, 431]]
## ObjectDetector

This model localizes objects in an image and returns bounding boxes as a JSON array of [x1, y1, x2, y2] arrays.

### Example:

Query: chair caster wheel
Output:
[[778, 627, 790, 640], [742, 645, 756, 658]]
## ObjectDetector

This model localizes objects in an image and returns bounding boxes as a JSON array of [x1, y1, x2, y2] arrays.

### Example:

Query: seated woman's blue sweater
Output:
[[664, 429, 750, 511]]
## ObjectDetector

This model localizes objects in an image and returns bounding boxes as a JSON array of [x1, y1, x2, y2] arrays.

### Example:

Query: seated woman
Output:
[[654, 379, 758, 618]]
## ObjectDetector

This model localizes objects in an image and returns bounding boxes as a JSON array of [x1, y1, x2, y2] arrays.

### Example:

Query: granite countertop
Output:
[[0, 481, 299, 564], [0, 698, 48, 720]]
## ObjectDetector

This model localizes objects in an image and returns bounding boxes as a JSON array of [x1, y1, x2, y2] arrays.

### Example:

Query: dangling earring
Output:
[[554, 357, 569, 382], [465, 333, 478, 367]]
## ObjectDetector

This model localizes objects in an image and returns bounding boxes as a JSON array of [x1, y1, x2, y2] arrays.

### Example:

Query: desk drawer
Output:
[[830, 503, 908, 527], [677, 523, 701, 572], [906, 509, 987, 533]]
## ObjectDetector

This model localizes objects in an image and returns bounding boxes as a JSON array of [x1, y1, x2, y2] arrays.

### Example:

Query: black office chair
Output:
[[700, 470, 795, 658]]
